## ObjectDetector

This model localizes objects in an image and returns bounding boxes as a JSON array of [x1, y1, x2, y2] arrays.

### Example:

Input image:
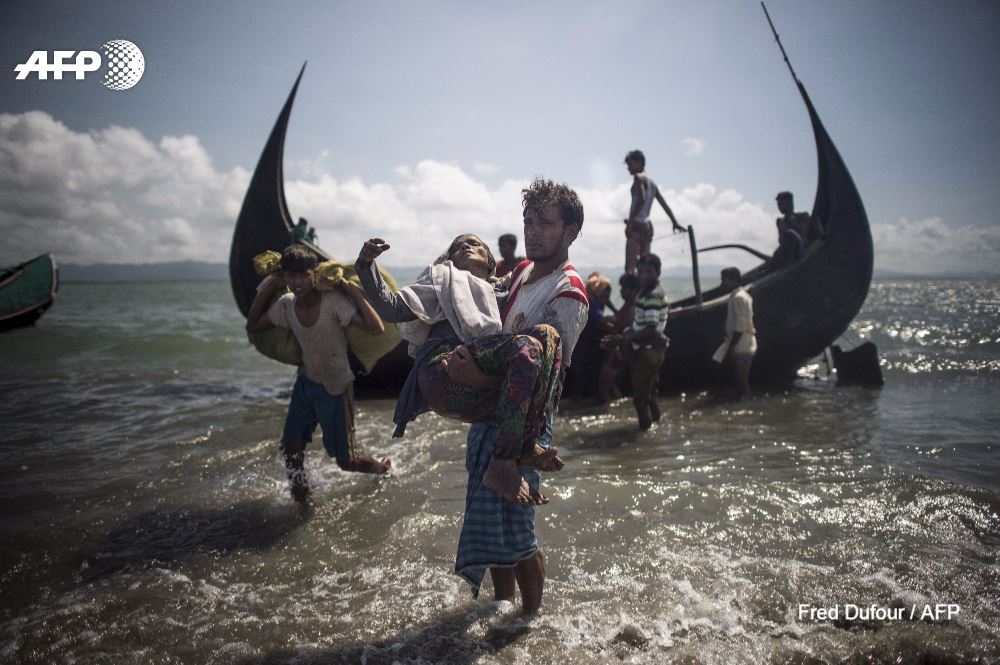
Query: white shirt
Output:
[[268, 291, 358, 395], [725, 286, 757, 354], [501, 260, 589, 365]]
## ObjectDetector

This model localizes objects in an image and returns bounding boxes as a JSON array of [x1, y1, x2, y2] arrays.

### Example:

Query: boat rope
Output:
[[653, 231, 690, 244]]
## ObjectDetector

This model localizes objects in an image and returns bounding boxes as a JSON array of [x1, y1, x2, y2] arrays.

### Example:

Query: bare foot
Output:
[[483, 457, 532, 505], [341, 455, 392, 475], [283, 444, 309, 502], [288, 469, 310, 503], [518, 442, 564, 472]]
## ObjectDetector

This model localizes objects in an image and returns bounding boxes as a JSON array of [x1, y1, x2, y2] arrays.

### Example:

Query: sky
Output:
[[1, 0, 998, 277]]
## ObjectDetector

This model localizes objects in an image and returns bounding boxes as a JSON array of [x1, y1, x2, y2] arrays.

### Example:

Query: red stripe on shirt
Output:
[[553, 290, 590, 306], [501, 260, 533, 324]]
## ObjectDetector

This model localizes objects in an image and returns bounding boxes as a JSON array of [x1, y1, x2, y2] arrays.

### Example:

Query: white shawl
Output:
[[396, 261, 501, 352]]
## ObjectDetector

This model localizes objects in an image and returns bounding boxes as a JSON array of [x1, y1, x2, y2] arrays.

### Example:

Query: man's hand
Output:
[[257, 272, 285, 294], [358, 238, 390, 265], [333, 278, 359, 297], [441, 345, 501, 389], [672, 222, 686, 234]]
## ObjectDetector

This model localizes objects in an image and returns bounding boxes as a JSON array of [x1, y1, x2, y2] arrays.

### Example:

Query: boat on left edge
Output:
[[0, 253, 59, 332]]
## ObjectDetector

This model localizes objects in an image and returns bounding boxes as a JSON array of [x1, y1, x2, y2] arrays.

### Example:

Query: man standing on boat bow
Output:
[[624, 149, 684, 274]]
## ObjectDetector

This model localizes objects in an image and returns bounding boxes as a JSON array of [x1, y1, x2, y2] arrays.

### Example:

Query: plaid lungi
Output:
[[454, 417, 552, 596]]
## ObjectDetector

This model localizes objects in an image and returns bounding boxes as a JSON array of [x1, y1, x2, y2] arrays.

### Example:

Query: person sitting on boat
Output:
[[291, 217, 309, 242], [245, 244, 391, 502], [355, 234, 565, 505], [772, 191, 823, 266], [624, 150, 684, 274], [495, 233, 525, 278], [291, 217, 318, 244], [712, 267, 756, 399]]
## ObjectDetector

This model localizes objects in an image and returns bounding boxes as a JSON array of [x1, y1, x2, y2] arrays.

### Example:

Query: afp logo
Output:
[[14, 40, 145, 91]]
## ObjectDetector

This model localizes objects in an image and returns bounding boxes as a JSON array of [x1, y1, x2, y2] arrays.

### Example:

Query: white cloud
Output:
[[472, 162, 498, 175], [2, 111, 994, 278], [872, 217, 1000, 274], [682, 137, 706, 156], [0, 111, 248, 265]]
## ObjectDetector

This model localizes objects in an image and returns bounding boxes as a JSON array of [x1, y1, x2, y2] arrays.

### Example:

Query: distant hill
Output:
[[56, 260, 999, 284], [60, 261, 229, 282]]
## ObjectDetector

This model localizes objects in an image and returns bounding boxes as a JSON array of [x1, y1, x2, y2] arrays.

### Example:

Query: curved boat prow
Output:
[[656, 11, 876, 389], [228, 66, 408, 389], [798, 80, 874, 309], [229, 63, 306, 318]]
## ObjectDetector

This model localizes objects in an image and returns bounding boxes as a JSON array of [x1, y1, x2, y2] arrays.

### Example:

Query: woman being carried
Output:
[[356, 234, 562, 504]]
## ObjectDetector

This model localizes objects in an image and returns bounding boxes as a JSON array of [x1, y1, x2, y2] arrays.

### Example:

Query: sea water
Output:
[[0, 279, 997, 664]]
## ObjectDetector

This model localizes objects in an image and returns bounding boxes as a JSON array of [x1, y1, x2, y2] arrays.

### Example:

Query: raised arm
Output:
[[655, 189, 684, 233], [245, 274, 283, 333], [355, 238, 418, 323]]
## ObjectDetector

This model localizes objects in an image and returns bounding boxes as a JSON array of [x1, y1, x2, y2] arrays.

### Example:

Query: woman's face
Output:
[[449, 235, 493, 279]]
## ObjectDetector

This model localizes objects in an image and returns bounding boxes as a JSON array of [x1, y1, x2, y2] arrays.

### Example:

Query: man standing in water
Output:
[[447, 177, 589, 613], [713, 267, 756, 398], [605, 253, 668, 430], [624, 149, 684, 274]]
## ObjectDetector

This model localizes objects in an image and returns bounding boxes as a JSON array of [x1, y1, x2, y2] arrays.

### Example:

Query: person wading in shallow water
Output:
[[449, 177, 589, 614], [605, 253, 669, 430], [245, 244, 390, 502], [713, 266, 756, 399], [354, 233, 565, 503]]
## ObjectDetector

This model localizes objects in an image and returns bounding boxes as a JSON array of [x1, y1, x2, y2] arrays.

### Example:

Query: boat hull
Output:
[[0, 253, 59, 332]]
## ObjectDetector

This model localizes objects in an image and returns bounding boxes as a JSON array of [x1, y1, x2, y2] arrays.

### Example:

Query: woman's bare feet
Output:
[[484, 457, 534, 504], [518, 442, 564, 472]]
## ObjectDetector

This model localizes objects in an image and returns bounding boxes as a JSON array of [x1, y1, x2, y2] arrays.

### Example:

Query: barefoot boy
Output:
[[625, 253, 668, 430], [246, 244, 390, 501]]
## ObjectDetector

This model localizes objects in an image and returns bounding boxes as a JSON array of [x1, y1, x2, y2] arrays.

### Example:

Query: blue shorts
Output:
[[281, 375, 356, 463]]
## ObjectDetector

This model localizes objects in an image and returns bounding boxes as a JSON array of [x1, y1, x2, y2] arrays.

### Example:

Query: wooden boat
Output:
[[0, 253, 59, 332], [659, 16, 873, 389], [231, 32, 873, 395]]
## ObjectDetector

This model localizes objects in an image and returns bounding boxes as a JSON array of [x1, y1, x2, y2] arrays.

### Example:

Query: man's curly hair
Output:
[[521, 177, 584, 230]]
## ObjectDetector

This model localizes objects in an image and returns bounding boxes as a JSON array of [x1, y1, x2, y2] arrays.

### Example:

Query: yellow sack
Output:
[[253, 250, 282, 276], [247, 258, 401, 374]]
